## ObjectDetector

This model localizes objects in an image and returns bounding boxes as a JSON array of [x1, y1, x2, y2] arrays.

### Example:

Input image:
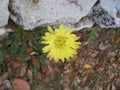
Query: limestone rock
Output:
[[0, 28, 13, 36], [10, 0, 97, 30], [0, 0, 10, 27], [90, 0, 120, 28], [72, 17, 94, 31]]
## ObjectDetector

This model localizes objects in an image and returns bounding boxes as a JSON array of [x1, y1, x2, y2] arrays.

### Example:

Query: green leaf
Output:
[[87, 29, 96, 42], [0, 61, 7, 73], [9, 43, 26, 55], [0, 48, 4, 58]]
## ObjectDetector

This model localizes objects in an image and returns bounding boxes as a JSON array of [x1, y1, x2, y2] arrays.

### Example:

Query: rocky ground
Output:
[[0, 24, 120, 90]]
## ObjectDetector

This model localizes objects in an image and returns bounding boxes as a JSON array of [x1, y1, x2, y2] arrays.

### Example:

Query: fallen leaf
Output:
[[2, 80, 12, 90], [7, 61, 20, 73], [107, 83, 111, 90], [95, 85, 103, 90], [111, 84, 116, 90], [99, 43, 107, 50], [83, 69, 89, 75], [116, 39, 120, 44], [63, 82, 70, 89], [30, 52, 38, 55], [83, 64, 92, 69], [36, 72, 42, 80], [95, 32, 99, 38], [12, 61, 20, 69], [27, 69, 33, 79], [91, 52, 99, 59], [88, 61, 96, 67], [96, 67, 104, 73], [54, 67, 60, 73], [26, 47, 33, 54], [32, 58, 40, 68], [19, 65, 27, 77], [111, 63, 117, 68], [12, 79, 31, 90], [72, 55, 78, 61], [80, 76, 90, 88], [0, 33, 8, 41]]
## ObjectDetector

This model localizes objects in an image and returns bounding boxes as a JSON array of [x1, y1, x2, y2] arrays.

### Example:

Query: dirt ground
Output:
[[0, 24, 120, 90]]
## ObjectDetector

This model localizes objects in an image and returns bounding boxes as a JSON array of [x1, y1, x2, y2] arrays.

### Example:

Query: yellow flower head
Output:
[[42, 24, 81, 62]]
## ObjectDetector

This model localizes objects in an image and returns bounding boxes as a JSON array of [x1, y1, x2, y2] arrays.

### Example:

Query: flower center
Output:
[[54, 36, 66, 48]]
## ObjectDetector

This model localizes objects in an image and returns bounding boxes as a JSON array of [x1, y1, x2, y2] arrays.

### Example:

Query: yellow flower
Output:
[[42, 24, 81, 62]]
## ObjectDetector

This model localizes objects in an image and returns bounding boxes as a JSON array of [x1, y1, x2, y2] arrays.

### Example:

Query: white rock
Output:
[[0, 28, 14, 36], [0, 0, 10, 27], [90, 0, 120, 28], [10, 0, 97, 30], [0, 28, 7, 35]]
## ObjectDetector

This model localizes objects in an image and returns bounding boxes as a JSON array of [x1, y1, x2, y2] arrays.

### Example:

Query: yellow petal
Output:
[[60, 24, 64, 29], [42, 45, 51, 53], [47, 25, 54, 33]]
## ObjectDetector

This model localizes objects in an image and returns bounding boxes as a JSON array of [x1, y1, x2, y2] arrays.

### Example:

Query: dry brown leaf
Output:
[[111, 84, 116, 90], [99, 43, 107, 50], [95, 85, 103, 90], [54, 67, 60, 73], [36, 72, 42, 80], [27, 69, 33, 79], [98, 86, 103, 90], [107, 83, 111, 90], [63, 82, 70, 88], [91, 52, 99, 59], [72, 55, 78, 61], [12, 79, 31, 90], [12, 61, 21, 69], [19, 65, 27, 77], [30, 52, 38, 55], [32, 58, 40, 68], [7, 61, 20, 73], [111, 63, 117, 68], [116, 39, 120, 44], [95, 32, 99, 38], [96, 67, 104, 73], [83, 69, 89, 75], [26, 47, 33, 54], [83, 64, 92, 69], [14, 54, 22, 61], [88, 61, 96, 67], [80, 76, 90, 88]]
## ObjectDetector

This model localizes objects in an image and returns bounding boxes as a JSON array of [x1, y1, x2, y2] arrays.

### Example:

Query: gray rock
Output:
[[0, 0, 10, 27], [72, 17, 94, 31], [89, 0, 120, 28], [10, 0, 97, 30]]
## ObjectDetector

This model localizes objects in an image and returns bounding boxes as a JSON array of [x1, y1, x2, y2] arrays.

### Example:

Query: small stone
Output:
[[12, 79, 31, 90]]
